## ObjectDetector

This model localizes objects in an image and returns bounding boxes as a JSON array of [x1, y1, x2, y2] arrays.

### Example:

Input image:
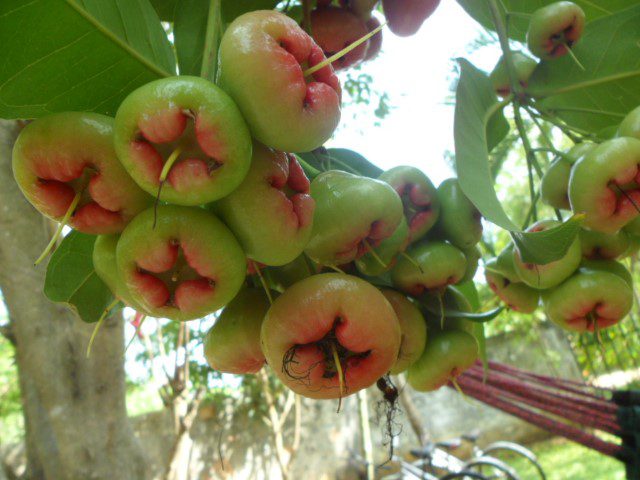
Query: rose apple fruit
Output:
[[219, 10, 341, 152], [489, 52, 537, 97], [355, 218, 409, 277], [382, 0, 441, 37], [540, 142, 596, 210], [391, 241, 467, 296], [435, 178, 482, 250], [213, 143, 315, 266], [379, 166, 440, 243], [542, 260, 633, 332], [117, 206, 245, 321], [407, 329, 478, 392], [569, 137, 640, 234], [261, 273, 401, 399], [580, 229, 630, 260], [12, 112, 151, 234], [512, 219, 582, 289], [305, 171, 403, 265], [311, 6, 369, 70], [381, 289, 427, 374], [527, 1, 585, 60], [204, 288, 271, 374], [485, 258, 539, 313], [113, 76, 252, 206], [618, 105, 640, 140]]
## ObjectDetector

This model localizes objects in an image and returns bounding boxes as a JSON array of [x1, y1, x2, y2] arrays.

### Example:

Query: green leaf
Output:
[[511, 214, 584, 264], [441, 306, 504, 323], [44, 232, 116, 323], [297, 148, 383, 178], [174, 0, 209, 76], [326, 148, 384, 178], [451, 282, 481, 312], [149, 0, 179, 20], [222, 0, 279, 23], [456, 0, 636, 43], [0, 0, 174, 119], [527, 5, 640, 134], [454, 58, 583, 264]]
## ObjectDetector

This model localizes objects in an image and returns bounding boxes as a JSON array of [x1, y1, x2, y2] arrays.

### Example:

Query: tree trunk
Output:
[[0, 121, 148, 479]]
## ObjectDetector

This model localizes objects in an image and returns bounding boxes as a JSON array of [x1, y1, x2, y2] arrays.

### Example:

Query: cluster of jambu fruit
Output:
[[12, 7, 478, 400], [486, 104, 640, 335]]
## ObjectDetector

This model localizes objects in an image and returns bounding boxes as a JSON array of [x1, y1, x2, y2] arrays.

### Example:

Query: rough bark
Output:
[[0, 121, 148, 479]]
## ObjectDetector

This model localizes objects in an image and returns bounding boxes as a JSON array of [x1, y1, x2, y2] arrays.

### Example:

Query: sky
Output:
[[329, 0, 503, 186]]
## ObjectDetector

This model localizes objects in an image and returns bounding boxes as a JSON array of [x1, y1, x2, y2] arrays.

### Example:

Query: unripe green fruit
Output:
[[261, 273, 401, 399], [460, 245, 481, 283], [382, 0, 441, 37], [305, 170, 403, 265], [381, 289, 427, 374], [93, 235, 148, 314], [495, 243, 522, 284], [621, 234, 640, 259], [355, 218, 409, 277], [579, 259, 633, 287], [117, 206, 246, 321], [214, 143, 315, 266], [219, 10, 341, 152], [407, 329, 478, 392], [114, 76, 252, 206], [580, 229, 630, 260], [485, 258, 539, 313], [204, 289, 270, 374], [489, 52, 537, 97], [391, 241, 467, 296], [12, 112, 151, 234], [527, 1, 585, 60], [378, 166, 440, 243], [435, 178, 482, 250], [542, 265, 632, 333], [513, 220, 582, 289], [569, 137, 640, 234], [540, 143, 596, 210], [618, 105, 640, 140]]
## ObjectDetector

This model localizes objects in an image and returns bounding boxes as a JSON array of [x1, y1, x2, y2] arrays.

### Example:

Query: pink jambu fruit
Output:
[[113, 76, 253, 206], [219, 10, 342, 153], [12, 112, 151, 234], [261, 273, 401, 399], [116, 205, 246, 321], [214, 142, 315, 266], [311, 6, 369, 70]]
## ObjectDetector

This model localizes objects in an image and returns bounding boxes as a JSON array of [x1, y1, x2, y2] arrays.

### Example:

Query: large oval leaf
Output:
[[454, 59, 583, 264], [456, 0, 636, 43], [44, 232, 116, 323], [527, 4, 640, 134], [0, 0, 174, 119]]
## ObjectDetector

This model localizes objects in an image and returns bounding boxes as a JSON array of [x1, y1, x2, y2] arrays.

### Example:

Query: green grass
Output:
[[497, 437, 625, 480]]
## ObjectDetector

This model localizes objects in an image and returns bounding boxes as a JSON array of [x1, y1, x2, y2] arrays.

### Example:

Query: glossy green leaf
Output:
[[454, 58, 583, 264], [511, 214, 584, 265], [149, 0, 179, 20], [0, 0, 174, 119], [44, 232, 116, 323], [441, 306, 504, 323], [456, 0, 635, 43], [527, 5, 640, 134], [173, 0, 209, 76], [297, 148, 383, 178]]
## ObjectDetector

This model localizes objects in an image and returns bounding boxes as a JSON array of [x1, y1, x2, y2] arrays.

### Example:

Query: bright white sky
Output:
[[329, 0, 502, 185]]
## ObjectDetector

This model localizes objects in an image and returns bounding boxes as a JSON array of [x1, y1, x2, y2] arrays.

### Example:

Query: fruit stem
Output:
[[450, 378, 471, 404], [86, 299, 120, 358], [438, 293, 445, 329], [564, 43, 585, 71], [303, 22, 385, 77], [611, 183, 640, 214], [34, 189, 83, 266], [253, 261, 274, 304], [400, 252, 424, 274], [328, 265, 346, 274], [125, 315, 147, 353], [363, 239, 387, 269], [331, 343, 345, 413], [159, 147, 183, 183]]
